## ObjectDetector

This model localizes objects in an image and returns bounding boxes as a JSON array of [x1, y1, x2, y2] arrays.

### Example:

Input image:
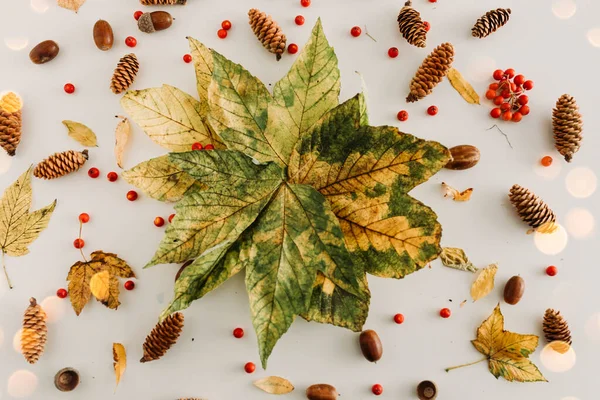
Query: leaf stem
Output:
[[364, 25, 377, 42], [445, 357, 487, 372], [2, 252, 13, 289]]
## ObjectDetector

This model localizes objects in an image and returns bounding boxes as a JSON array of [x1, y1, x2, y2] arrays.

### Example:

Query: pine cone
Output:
[[553, 94, 583, 162], [21, 298, 47, 364], [248, 9, 286, 61], [33, 149, 89, 180], [110, 54, 139, 94], [0, 92, 23, 156], [472, 8, 511, 38], [509, 184, 556, 232], [140, 0, 186, 4], [140, 312, 184, 363], [406, 43, 454, 103], [543, 309, 572, 348], [397, 1, 426, 48]]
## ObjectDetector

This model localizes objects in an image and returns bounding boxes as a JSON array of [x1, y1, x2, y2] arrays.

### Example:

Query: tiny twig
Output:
[[364, 25, 377, 42], [2, 252, 13, 289], [487, 124, 513, 149], [445, 357, 487, 372], [78, 222, 88, 262]]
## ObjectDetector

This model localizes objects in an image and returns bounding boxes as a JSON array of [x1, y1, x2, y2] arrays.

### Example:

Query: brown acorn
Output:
[[359, 329, 383, 362], [138, 11, 173, 33], [29, 40, 60, 64], [306, 384, 338, 400], [445, 145, 480, 170], [503, 276, 525, 305], [54, 368, 80, 392], [93, 20, 114, 51]]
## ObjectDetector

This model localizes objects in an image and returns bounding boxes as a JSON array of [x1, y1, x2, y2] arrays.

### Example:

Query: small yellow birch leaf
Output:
[[447, 67, 480, 105], [63, 120, 98, 147], [90, 270, 111, 302], [57, 0, 86, 13], [253, 376, 295, 394], [470, 264, 498, 302], [114, 116, 131, 169], [442, 182, 473, 202], [113, 343, 126, 390]]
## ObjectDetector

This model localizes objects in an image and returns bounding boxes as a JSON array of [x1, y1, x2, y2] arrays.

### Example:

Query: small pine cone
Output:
[[406, 43, 454, 103], [248, 9, 287, 61], [397, 1, 426, 48], [110, 54, 139, 94], [140, 0, 186, 4], [33, 149, 89, 180], [140, 312, 184, 363], [0, 92, 23, 156], [553, 94, 583, 162], [509, 184, 556, 231], [472, 8, 511, 38], [543, 309, 572, 348], [21, 298, 47, 364]]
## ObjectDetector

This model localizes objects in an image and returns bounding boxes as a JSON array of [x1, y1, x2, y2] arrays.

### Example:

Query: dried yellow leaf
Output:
[[470, 264, 498, 302], [113, 343, 126, 390], [440, 247, 478, 273], [57, 0, 86, 12], [447, 67, 480, 105], [90, 270, 111, 302], [114, 116, 131, 169], [253, 376, 295, 394], [442, 182, 473, 202], [62, 120, 98, 147]]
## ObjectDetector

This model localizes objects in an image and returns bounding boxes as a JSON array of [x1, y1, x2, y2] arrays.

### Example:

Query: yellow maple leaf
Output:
[[113, 343, 126, 390], [470, 264, 498, 301]]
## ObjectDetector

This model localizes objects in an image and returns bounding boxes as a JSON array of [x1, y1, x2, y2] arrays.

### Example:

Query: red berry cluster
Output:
[[486, 69, 533, 123], [191, 142, 215, 151]]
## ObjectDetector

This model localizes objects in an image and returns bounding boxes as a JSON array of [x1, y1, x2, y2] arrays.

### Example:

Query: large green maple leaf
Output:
[[122, 19, 450, 368]]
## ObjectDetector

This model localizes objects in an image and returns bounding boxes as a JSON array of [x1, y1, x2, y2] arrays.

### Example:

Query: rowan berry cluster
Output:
[[486, 68, 533, 122]]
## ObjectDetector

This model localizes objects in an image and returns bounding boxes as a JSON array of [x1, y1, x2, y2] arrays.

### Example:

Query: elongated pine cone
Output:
[[140, 0, 186, 4], [140, 312, 184, 363], [397, 1, 426, 48], [543, 309, 572, 348], [248, 9, 286, 61], [553, 94, 583, 162], [33, 149, 89, 180], [0, 92, 23, 156], [110, 54, 139, 94], [21, 298, 47, 364], [509, 184, 556, 231], [472, 8, 511, 38], [406, 43, 454, 103]]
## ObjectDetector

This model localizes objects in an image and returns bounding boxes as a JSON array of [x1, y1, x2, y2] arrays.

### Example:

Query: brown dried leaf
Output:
[[447, 67, 480, 105], [442, 182, 473, 202], [470, 264, 498, 301], [90, 270, 111, 302], [114, 116, 131, 169], [113, 343, 126, 390], [57, 0, 86, 12], [253, 376, 295, 394]]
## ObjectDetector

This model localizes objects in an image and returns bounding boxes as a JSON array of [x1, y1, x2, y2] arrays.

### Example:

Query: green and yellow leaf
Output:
[[62, 120, 98, 147], [67, 260, 102, 316], [90, 251, 136, 279], [440, 247, 478, 272], [188, 37, 213, 105]]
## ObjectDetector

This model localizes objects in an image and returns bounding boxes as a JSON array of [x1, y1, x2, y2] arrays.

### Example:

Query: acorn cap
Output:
[[138, 13, 155, 33], [54, 368, 80, 392], [417, 380, 437, 400]]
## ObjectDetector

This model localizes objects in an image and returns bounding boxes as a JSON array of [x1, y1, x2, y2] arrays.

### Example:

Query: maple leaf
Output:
[[0, 166, 56, 288], [446, 304, 547, 382], [122, 19, 449, 368]]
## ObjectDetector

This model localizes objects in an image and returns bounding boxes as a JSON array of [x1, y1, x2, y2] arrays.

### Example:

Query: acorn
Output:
[[359, 329, 383, 362], [138, 11, 173, 33], [417, 380, 437, 400], [306, 384, 338, 400], [29, 40, 59, 64], [444, 145, 480, 170], [54, 368, 80, 392], [93, 20, 114, 51]]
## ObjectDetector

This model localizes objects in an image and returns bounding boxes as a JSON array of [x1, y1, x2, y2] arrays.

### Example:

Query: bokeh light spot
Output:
[[7, 370, 38, 398], [534, 158, 562, 180], [552, 0, 577, 19], [0, 150, 13, 175], [31, 0, 50, 13], [540, 341, 576, 372], [588, 28, 600, 47], [534, 224, 568, 255], [565, 208, 595, 238], [566, 167, 597, 198], [4, 37, 29, 51], [40, 296, 67, 323], [13, 329, 22, 353], [585, 313, 600, 341]]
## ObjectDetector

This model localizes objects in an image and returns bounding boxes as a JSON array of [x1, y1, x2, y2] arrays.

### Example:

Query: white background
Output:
[[0, 0, 598, 399]]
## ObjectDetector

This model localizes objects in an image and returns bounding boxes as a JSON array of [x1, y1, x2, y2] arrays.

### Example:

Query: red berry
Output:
[[423, 21, 430, 32], [519, 105, 530, 116], [388, 47, 399, 58], [500, 102, 511, 112], [372, 384, 383, 395], [79, 213, 90, 223], [427, 105, 438, 116], [523, 80, 534, 90], [502, 111, 513, 121], [492, 69, 504, 80], [517, 95, 529, 105], [485, 89, 496, 100], [124, 280, 135, 290], [490, 108, 502, 118], [64, 83, 75, 94], [134, 10, 143, 20], [107, 171, 118, 182], [154, 217, 165, 227], [295, 15, 305, 25], [510, 82, 518, 92], [489, 82, 499, 90], [428, 0, 437, 2], [126, 190, 138, 201], [183, 54, 192, 63], [221, 20, 232, 30], [501, 90, 511, 99], [192, 142, 203, 151], [244, 362, 256, 373], [393, 313, 405, 324], [56, 288, 68, 298], [73, 238, 85, 249], [504, 68, 515, 78], [217, 29, 228, 39], [300, 0, 311, 7], [546, 265, 558, 276], [397, 110, 408, 121], [440, 308, 451, 318], [541, 156, 553, 167], [512, 112, 523, 122], [493, 96, 504, 106], [350, 26, 362, 37], [288, 43, 299, 54], [204, 143, 215, 150], [168, 213, 175, 223], [125, 36, 137, 48], [88, 167, 99, 178], [233, 327, 244, 338], [514, 75, 525, 85]]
